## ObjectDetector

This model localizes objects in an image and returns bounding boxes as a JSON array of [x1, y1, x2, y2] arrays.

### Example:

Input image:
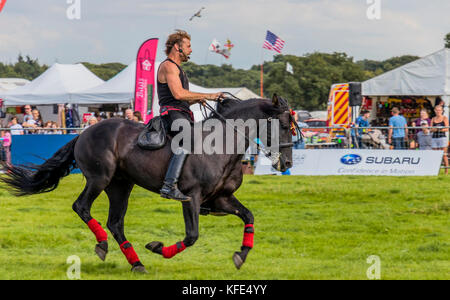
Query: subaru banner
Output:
[[255, 149, 444, 176]]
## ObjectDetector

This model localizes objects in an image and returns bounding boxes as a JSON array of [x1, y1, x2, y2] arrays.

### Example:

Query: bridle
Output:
[[200, 95, 298, 168]]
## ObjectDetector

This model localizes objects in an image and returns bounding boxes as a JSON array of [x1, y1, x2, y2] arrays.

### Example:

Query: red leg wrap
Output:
[[120, 241, 140, 265], [87, 219, 108, 243], [242, 224, 254, 248], [162, 241, 186, 259]]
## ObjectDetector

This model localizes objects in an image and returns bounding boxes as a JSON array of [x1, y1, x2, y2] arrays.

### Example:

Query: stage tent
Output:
[[0, 63, 104, 105], [362, 48, 450, 107]]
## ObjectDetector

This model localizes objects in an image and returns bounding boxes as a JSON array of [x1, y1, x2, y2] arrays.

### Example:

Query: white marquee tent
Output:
[[0, 78, 30, 93], [69, 61, 260, 119], [1, 61, 259, 120], [0, 63, 104, 105], [362, 48, 450, 107]]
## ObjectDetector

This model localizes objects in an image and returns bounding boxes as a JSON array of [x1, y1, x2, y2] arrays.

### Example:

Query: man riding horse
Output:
[[0, 31, 295, 273], [158, 30, 224, 202]]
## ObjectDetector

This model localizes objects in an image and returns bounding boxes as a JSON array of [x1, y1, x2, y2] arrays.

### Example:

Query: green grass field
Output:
[[0, 174, 448, 280]]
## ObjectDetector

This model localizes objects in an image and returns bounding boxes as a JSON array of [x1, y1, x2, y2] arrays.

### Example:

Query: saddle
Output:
[[137, 116, 167, 150]]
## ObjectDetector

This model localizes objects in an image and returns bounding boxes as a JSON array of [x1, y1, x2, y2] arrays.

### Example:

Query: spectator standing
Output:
[[23, 109, 44, 134], [51, 122, 63, 134], [431, 105, 449, 175], [412, 109, 431, 148], [9, 116, 24, 135], [1, 130, 12, 166], [351, 110, 371, 149], [388, 107, 408, 149], [125, 109, 134, 121], [413, 109, 431, 127], [417, 120, 432, 150], [133, 111, 144, 123], [43, 121, 54, 134], [82, 116, 98, 132], [430, 97, 445, 118], [22, 105, 33, 123]]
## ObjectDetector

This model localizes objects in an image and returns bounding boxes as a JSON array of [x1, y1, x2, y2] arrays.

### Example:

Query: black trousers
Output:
[[161, 110, 194, 137]]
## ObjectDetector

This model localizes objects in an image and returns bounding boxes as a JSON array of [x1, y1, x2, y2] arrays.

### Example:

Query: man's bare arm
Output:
[[162, 62, 222, 102]]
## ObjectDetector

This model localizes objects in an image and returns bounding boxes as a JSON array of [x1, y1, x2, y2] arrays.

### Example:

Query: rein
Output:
[[200, 97, 290, 167]]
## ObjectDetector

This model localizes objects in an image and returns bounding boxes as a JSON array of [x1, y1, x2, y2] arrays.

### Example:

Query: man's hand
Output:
[[208, 92, 225, 101]]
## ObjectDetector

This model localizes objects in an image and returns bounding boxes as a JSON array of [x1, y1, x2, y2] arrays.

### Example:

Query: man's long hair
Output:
[[165, 30, 191, 56]]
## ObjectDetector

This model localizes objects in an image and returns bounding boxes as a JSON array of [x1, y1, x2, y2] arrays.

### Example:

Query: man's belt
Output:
[[160, 105, 194, 122]]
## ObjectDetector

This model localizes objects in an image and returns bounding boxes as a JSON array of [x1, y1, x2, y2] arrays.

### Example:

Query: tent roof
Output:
[[1, 63, 104, 105], [70, 61, 260, 105], [1, 60, 260, 111], [70, 61, 137, 104], [0, 78, 30, 93], [362, 48, 450, 96]]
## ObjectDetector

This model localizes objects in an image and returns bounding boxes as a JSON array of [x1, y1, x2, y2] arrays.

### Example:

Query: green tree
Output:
[[12, 55, 48, 80], [82, 62, 127, 81], [445, 33, 450, 48]]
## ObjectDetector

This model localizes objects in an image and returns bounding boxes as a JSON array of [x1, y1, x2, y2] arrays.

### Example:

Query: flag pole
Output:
[[260, 47, 264, 98]]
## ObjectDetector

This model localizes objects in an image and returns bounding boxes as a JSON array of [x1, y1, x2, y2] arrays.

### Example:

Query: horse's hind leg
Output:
[[146, 197, 200, 259], [208, 194, 254, 270], [104, 178, 147, 273], [72, 179, 110, 261]]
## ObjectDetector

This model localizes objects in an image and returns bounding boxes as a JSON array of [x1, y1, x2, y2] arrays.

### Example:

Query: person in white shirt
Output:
[[9, 116, 24, 135]]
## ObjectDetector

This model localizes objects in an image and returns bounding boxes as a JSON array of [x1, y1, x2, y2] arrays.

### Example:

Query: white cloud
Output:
[[0, 0, 449, 68]]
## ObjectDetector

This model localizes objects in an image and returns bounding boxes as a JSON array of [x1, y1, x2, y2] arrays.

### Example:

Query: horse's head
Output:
[[262, 94, 294, 172], [214, 95, 294, 172]]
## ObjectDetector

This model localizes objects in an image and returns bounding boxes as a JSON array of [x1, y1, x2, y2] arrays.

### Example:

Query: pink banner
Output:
[[134, 38, 158, 123]]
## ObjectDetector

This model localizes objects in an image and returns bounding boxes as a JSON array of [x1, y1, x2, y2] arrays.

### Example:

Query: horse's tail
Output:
[[1, 136, 79, 196]]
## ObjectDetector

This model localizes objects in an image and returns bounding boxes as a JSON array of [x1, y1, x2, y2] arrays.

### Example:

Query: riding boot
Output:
[[160, 151, 191, 202]]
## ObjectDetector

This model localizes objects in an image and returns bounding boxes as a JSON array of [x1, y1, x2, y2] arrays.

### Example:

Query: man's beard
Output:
[[180, 52, 190, 62]]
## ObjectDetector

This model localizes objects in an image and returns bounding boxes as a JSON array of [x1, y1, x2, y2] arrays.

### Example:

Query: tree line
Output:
[[1, 53, 419, 111], [183, 53, 419, 110]]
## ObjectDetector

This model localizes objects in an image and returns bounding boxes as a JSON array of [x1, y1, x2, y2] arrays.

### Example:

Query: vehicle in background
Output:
[[295, 110, 312, 122], [302, 119, 329, 144], [304, 119, 328, 133]]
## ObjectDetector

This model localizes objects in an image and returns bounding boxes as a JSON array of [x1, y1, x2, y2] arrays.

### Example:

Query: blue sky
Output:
[[0, 0, 449, 69]]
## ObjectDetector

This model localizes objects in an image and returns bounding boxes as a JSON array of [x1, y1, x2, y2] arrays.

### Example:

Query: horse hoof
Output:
[[233, 252, 244, 270], [145, 241, 163, 255], [131, 264, 148, 274], [95, 241, 108, 261]]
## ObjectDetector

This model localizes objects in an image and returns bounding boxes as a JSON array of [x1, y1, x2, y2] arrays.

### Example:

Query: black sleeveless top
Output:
[[157, 59, 190, 111], [432, 119, 446, 138]]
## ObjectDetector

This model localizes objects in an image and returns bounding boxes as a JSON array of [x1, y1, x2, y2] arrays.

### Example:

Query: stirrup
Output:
[[160, 184, 191, 202]]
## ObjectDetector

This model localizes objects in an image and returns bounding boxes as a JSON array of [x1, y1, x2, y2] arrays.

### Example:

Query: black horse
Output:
[[1, 95, 294, 273]]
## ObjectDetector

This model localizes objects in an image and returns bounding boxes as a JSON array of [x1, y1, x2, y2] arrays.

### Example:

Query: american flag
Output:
[[263, 30, 285, 53]]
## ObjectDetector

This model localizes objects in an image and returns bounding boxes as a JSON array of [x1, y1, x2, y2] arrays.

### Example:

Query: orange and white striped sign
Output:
[[327, 83, 350, 127]]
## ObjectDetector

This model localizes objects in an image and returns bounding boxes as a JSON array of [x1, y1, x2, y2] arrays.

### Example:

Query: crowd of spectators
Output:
[[0, 106, 146, 165], [348, 103, 448, 174]]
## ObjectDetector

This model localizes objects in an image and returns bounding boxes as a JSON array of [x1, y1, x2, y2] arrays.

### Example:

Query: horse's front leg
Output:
[[146, 197, 200, 259], [207, 194, 254, 269]]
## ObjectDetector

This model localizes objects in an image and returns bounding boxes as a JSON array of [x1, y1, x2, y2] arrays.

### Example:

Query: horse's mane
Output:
[[206, 97, 287, 121]]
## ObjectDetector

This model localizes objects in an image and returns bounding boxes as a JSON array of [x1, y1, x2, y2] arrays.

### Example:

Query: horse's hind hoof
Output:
[[95, 241, 108, 261], [145, 241, 164, 255], [131, 262, 148, 274], [233, 252, 245, 270]]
